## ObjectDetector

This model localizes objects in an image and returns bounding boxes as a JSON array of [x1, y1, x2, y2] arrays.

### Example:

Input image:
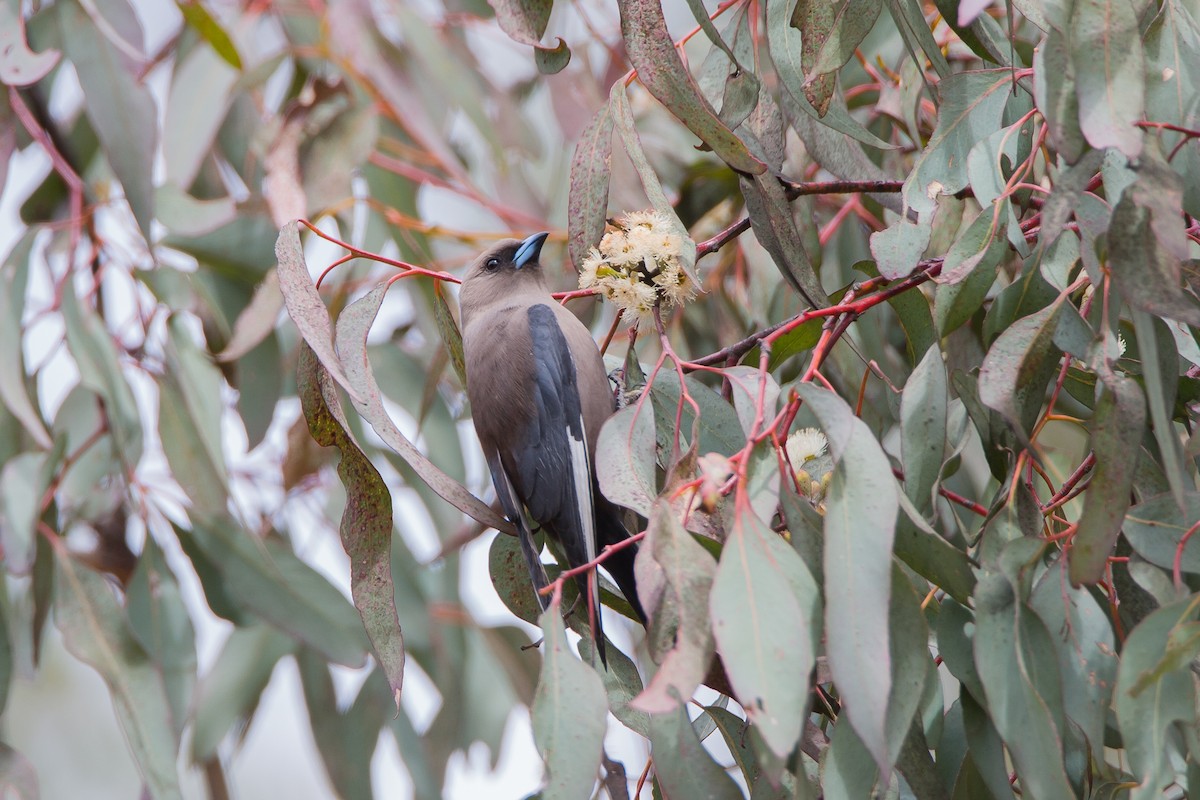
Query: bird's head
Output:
[[460, 231, 550, 314]]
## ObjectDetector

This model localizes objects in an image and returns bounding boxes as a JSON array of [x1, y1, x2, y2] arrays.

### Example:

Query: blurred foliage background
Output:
[[1, 0, 1200, 795]]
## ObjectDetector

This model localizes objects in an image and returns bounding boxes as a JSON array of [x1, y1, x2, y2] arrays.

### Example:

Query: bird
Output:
[[459, 231, 645, 665]]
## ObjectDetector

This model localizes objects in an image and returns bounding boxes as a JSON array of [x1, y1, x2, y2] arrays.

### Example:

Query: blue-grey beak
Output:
[[513, 232, 549, 269]]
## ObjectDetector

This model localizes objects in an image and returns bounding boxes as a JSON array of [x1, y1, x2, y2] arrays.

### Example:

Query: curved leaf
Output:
[[532, 597, 608, 800], [797, 384, 897, 771]]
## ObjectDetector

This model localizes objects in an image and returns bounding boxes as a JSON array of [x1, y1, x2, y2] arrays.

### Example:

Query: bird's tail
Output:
[[596, 496, 646, 623]]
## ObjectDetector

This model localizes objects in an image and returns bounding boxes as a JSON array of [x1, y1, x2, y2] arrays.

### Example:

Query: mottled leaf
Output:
[[632, 501, 717, 713], [298, 341, 404, 701], [617, 0, 765, 174], [1069, 373, 1146, 585], [567, 104, 614, 271]]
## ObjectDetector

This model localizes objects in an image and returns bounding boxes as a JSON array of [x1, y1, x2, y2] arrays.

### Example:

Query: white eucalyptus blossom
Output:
[[785, 427, 828, 465], [578, 210, 697, 319]]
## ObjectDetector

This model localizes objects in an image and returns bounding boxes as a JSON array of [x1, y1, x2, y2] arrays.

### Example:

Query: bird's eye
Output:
[[484, 258, 500, 272]]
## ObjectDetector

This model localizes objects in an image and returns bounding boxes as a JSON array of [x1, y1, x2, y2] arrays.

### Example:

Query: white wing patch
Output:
[[566, 416, 599, 608]]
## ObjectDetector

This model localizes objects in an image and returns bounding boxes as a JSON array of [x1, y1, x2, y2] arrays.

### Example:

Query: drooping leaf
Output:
[[596, 403, 658, 516], [1068, 373, 1146, 585], [1108, 153, 1200, 327], [191, 625, 296, 761], [972, 571, 1075, 799], [567, 104, 614, 271], [617, 0, 765, 175], [175, 1, 243, 69], [57, 0, 156, 240], [1115, 599, 1200, 800], [647, 703, 744, 800], [532, 597, 608, 800], [1069, 0, 1145, 158], [900, 346, 948, 513], [56, 552, 183, 799], [297, 341, 404, 701], [1029, 565, 1117, 761], [739, 171, 828, 307], [978, 297, 1066, 446], [332, 283, 508, 532], [631, 501, 718, 713], [59, 283, 143, 468], [275, 221, 364, 404], [797, 384, 897, 771], [126, 541, 197, 740], [186, 515, 369, 667], [710, 500, 818, 759]]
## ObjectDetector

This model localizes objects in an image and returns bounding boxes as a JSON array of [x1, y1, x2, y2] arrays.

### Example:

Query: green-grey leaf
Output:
[[1069, 0, 1145, 158], [972, 572, 1075, 799], [1123, 492, 1200, 574], [710, 502, 818, 758], [871, 218, 931, 280], [191, 625, 296, 760], [900, 346, 948, 513], [978, 297, 1065, 446], [905, 69, 1018, 214], [532, 598, 608, 800], [797, 384, 897, 772], [596, 403, 658, 516], [57, 0, 156, 240], [648, 703, 744, 800], [56, 553, 183, 799], [1115, 599, 1199, 800], [188, 516, 369, 667]]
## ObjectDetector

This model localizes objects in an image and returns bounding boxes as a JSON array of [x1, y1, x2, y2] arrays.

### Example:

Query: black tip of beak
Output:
[[513, 232, 549, 269]]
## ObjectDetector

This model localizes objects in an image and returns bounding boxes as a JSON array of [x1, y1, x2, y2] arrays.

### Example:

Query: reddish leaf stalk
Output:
[[1172, 520, 1200, 592]]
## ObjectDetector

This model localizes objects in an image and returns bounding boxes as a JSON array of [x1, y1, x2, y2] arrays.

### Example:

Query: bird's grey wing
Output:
[[486, 452, 550, 610], [508, 304, 602, 652]]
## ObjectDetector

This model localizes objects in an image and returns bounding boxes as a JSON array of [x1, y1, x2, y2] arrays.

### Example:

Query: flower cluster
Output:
[[579, 210, 697, 319], [785, 427, 832, 513]]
